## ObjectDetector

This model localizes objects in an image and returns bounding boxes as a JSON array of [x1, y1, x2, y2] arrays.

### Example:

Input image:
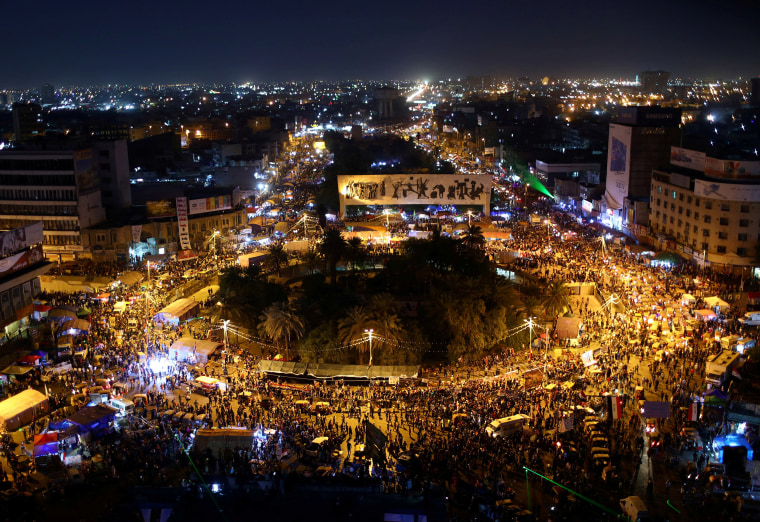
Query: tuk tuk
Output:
[[294, 400, 311, 413], [314, 401, 332, 414]]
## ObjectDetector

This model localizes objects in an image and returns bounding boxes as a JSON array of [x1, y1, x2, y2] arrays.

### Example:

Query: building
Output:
[[12, 103, 44, 142], [648, 146, 760, 273], [0, 222, 52, 338], [603, 106, 681, 230], [91, 140, 132, 215], [640, 70, 670, 96], [0, 150, 106, 262], [40, 84, 55, 105], [751, 77, 760, 107]]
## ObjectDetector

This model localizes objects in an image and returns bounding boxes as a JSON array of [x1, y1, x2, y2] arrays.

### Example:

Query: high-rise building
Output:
[[751, 77, 760, 107], [640, 70, 670, 95], [650, 146, 760, 271], [40, 83, 55, 105], [91, 140, 132, 215], [12, 103, 44, 142], [603, 106, 681, 230], [0, 150, 106, 262]]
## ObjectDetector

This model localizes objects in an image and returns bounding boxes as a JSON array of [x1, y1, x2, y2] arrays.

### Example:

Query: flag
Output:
[[688, 402, 701, 422], [732, 368, 742, 380], [608, 395, 622, 420]]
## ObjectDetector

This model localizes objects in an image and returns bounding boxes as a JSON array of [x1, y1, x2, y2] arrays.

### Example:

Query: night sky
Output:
[[4, 0, 759, 88]]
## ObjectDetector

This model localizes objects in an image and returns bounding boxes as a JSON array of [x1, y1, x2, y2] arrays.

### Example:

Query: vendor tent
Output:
[[33, 432, 58, 458], [681, 293, 696, 306], [169, 337, 222, 363], [66, 404, 116, 439], [1, 365, 36, 377], [154, 298, 200, 324], [704, 296, 730, 312], [555, 317, 582, 341], [47, 308, 77, 321], [193, 428, 254, 458], [694, 309, 718, 321], [256, 360, 420, 380], [60, 318, 91, 334], [116, 271, 144, 286], [0, 389, 49, 431]]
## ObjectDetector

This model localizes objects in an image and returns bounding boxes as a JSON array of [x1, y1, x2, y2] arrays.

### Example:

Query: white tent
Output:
[[681, 293, 696, 306], [0, 389, 49, 431], [154, 298, 200, 324], [704, 296, 729, 313], [169, 337, 222, 363]]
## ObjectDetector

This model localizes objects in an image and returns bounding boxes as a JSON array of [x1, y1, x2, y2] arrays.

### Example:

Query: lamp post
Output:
[[468, 210, 473, 227], [364, 328, 374, 367], [524, 317, 535, 356]]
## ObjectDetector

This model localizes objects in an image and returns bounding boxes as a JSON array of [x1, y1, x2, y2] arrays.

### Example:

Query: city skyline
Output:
[[4, 0, 759, 89]]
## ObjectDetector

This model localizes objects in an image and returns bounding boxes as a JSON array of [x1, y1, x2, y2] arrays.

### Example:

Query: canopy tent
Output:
[[17, 355, 41, 366], [555, 317, 582, 341], [681, 293, 697, 306], [0, 389, 49, 431], [60, 318, 91, 334], [703, 296, 730, 312], [169, 337, 222, 363], [112, 301, 128, 313], [482, 228, 512, 240], [47, 308, 77, 321], [273, 221, 291, 234], [257, 360, 420, 380], [66, 404, 116, 439], [193, 428, 254, 459], [116, 270, 145, 286], [33, 432, 58, 458], [154, 298, 200, 325], [76, 307, 92, 318], [694, 309, 717, 321], [1, 364, 36, 377]]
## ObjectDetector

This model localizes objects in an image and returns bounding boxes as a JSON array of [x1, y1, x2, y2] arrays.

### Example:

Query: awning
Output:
[[60, 318, 91, 332], [155, 298, 200, 323], [116, 271, 144, 286], [47, 308, 77, 320]]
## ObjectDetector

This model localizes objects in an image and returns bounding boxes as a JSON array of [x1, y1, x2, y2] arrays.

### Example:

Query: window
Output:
[[703, 229, 710, 237], [694, 212, 699, 220], [738, 248, 747, 256], [657, 186, 662, 194], [720, 203, 730, 212], [695, 198, 700, 207], [687, 196, 692, 204], [678, 206, 683, 214], [704, 201, 712, 209], [672, 190, 677, 199], [740, 205, 750, 213], [740, 219, 749, 227], [719, 217, 729, 226], [718, 231, 728, 240], [671, 203, 675, 211], [717, 246, 726, 253], [657, 198, 661, 206], [686, 209, 691, 217], [670, 217, 674, 224], [655, 211, 660, 218], [95, 233, 106, 243], [701, 242, 708, 250], [678, 219, 682, 227], [703, 215, 711, 223], [738, 233, 748, 241], [693, 225, 698, 233]]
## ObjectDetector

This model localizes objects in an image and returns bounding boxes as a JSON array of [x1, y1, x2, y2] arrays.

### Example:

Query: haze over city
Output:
[[4, 0, 760, 87]]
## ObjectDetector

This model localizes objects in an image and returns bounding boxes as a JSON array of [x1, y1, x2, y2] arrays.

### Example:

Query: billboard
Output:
[[694, 179, 760, 202], [176, 197, 191, 250], [188, 196, 232, 215], [147, 200, 176, 218], [0, 222, 45, 258], [74, 149, 98, 191], [0, 245, 44, 277], [337, 174, 492, 215], [704, 157, 760, 178], [670, 147, 706, 171], [603, 124, 632, 210]]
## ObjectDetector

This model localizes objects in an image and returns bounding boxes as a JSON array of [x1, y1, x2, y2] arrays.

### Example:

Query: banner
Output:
[[523, 368, 543, 389], [188, 196, 232, 215], [558, 416, 574, 433], [176, 197, 191, 250], [607, 395, 622, 420], [337, 174, 492, 215], [131, 225, 142, 244], [693, 179, 760, 202], [0, 245, 43, 277], [0, 222, 44, 258], [146, 200, 176, 218], [603, 124, 632, 211], [670, 147, 706, 172]]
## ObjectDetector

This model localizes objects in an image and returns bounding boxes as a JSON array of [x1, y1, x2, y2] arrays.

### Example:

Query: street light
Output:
[[524, 317, 536, 356], [468, 210, 473, 227], [364, 328, 374, 367]]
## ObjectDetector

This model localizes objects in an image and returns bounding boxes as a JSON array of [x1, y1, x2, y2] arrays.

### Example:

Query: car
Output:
[[304, 436, 329, 458], [645, 418, 658, 435], [680, 427, 704, 451]]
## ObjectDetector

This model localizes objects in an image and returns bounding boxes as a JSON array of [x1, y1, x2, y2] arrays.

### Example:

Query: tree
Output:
[[258, 302, 306, 360], [319, 227, 346, 285], [264, 242, 289, 277], [345, 237, 367, 271], [337, 306, 373, 349], [301, 248, 320, 275], [542, 280, 571, 318], [460, 225, 485, 250]]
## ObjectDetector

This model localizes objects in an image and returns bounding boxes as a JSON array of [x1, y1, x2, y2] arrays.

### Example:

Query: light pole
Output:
[[364, 328, 374, 367], [146, 260, 151, 282], [524, 317, 535, 356], [468, 210, 473, 227]]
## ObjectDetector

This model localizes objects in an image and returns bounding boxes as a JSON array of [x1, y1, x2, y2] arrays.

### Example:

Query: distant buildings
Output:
[[640, 70, 669, 96], [12, 103, 44, 142], [40, 83, 55, 105]]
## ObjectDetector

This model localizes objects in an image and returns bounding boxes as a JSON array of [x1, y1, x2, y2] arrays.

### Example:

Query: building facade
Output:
[[648, 147, 760, 272], [0, 150, 106, 262]]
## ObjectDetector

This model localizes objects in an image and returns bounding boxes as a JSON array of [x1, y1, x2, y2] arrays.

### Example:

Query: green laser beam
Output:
[[666, 499, 681, 514], [523, 466, 624, 518], [174, 433, 227, 521]]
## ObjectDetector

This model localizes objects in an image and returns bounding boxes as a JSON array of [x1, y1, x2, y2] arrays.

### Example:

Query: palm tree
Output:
[[319, 227, 346, 285], [264, 242, 289, 277], [460, 225, 485, 250], [337, 306, 373, 348], [542, 280, 571, 318], [258, 302, 306, 359], [301, 248, 320, 275], [345, 237, 367, 271]]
